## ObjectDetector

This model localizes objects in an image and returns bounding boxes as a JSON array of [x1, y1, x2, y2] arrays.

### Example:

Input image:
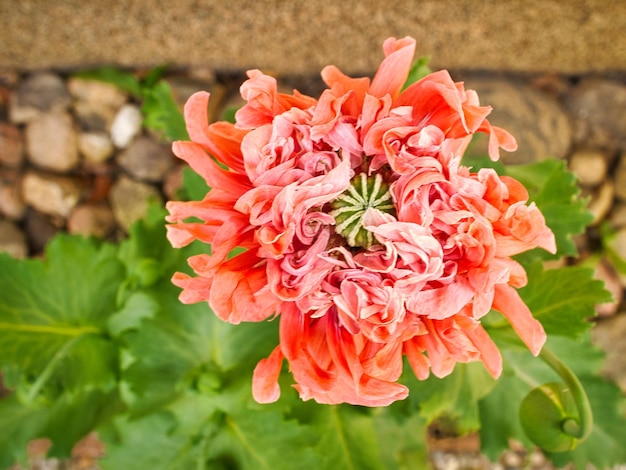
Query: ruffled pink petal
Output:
[[406, 279, 475, 320]]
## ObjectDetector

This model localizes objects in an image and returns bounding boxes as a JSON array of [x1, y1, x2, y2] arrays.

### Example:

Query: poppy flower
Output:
[[166, 36, 556, 406]]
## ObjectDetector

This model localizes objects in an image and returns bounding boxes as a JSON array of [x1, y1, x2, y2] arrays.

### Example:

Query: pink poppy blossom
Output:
[[166, 36, 556, 406]]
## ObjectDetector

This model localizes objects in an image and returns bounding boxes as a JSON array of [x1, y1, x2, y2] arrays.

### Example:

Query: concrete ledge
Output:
[[1, 0, 625, 75]]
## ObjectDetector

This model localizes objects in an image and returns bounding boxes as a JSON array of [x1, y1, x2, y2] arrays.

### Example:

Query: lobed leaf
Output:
[[518, 261, 611, 339], [0, 235, 124, 397]]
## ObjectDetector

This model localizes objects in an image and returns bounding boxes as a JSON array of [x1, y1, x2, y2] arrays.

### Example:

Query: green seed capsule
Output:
[[330, 173, 395, 248]]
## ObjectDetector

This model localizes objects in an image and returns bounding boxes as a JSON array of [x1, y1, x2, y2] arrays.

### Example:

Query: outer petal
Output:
[[172, 141, 251, 197], [369, 36, 416, 100], [183, 91, 214, 149], [209, 250, 279, 323], [463, 321, 503, 378], [492, 283, 546, 356], [253, 346, 284, 403]]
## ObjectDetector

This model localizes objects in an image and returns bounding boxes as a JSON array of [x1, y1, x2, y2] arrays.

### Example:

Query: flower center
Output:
[[330, 173, 395, 248]]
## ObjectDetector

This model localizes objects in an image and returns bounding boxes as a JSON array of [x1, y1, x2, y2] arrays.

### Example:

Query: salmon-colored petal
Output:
[[492, 283, 546, 356], [165, 222, 216, 248], [210, 251, 279, 323], [370, 36, 416, 100], [202, 122, 248, 174], [173, 141, 251, 196], [463, 322, 503, 378], [252, 346, 284, 403], [183, 92, 213, 148], [171, 272, 212, 304]]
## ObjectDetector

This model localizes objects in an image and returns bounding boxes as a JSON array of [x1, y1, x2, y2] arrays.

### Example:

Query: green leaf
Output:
[[107, 291, 159, 337], [402, 56, 431, 91], [181, 165, 211, 201], [372, 410, 428, 469], [507, 159, 592, 260], [0, 394, 46, 467], [221, 105, 239, 124], [120, 280, 278, 415], [0, 235, 126, 459], [141, 80, 189, 141], [405, 362, 497, 435], [99, 408, 197, 469], [141, 65, 168, 89], [101, 389, 322, 470], [517, 262, 611, 339], [73, 66, 142, 97], [118, 285, 214, 414], [0, 387, 122, 464], [116, 203, 187, 300], [209, 407, 322, 470], [0, 235, 124, 398], [311, 406, 385, 470]]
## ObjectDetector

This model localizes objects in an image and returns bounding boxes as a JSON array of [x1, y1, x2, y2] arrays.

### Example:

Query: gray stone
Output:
[[67, 76, 127, 109], [462, 78, 572, 164], [610, 202, 626, 229], [117, 136, 174, 182], [9, 72, 72, 123], [592, 314, 626, 392], [24, 210, 59, 254], [0, 219, 28, 258], [568, 148, 608, 188], [587, 181, 614, 226], [110, 104, 142, 148], [0, 122, 23, 167], [594, 259, 622, 317], [78, 131, 114, 164], [167, 75, 227, 123], [69, 77, 128, 132], [21, 171, 82, 218], [0, 172, 26, 220], [68, 202, 116, 238], [109, 175, 162, 231], [25, 112, 80, 172], [564, 79, 626, 151], [608, 227, 626, 288], [614, 152, 626, 202], [163, 164, 184, 200]]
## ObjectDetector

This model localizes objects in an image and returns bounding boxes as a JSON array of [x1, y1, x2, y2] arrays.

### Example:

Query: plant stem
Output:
[[539, 346, 593, 441]]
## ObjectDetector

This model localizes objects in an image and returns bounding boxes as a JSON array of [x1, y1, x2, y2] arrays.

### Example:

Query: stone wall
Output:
[[1, 0, 625, 75]]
